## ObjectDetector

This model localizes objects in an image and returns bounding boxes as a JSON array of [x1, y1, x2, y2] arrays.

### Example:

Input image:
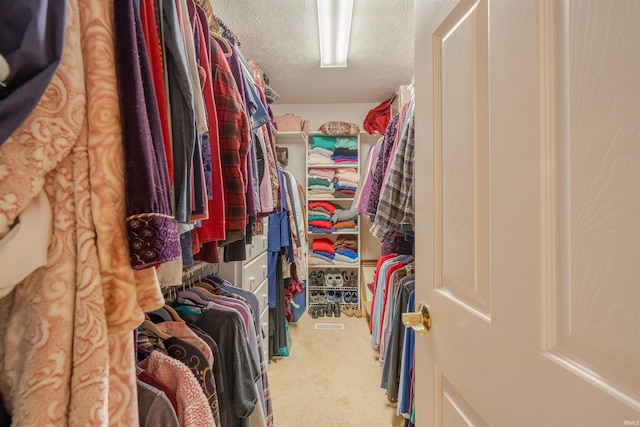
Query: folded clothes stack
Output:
[[308, 146, 334, 166], [331, 137, 358, 163], [309, 237, 336, 265], [334, 167, 358, 197], [308, 201, 358, 234], [333, 235, 359, 264], [309, 136, 337, 166]]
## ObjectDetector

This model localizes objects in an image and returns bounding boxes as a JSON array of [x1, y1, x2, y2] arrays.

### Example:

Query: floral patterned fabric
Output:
[[0, 0, 168, 425]]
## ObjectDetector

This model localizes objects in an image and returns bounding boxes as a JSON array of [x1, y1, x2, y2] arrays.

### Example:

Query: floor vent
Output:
[[314, 323, 344, 330]]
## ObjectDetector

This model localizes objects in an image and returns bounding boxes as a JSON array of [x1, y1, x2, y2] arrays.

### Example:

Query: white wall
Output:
[[271, 102, 379, 131]]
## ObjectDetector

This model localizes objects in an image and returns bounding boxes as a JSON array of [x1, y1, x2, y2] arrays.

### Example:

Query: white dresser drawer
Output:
[[242, 251, 268, 291], [246, 234, 268, 260], [254, 277, 269, 314]]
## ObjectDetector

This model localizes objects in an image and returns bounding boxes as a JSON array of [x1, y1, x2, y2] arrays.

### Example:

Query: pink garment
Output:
[[157, 321, 214, 367], [257, 127, 275, 214], [139, 351, 215, 427], [334, 170, 359, 184], [357, 141, 381, 213], [308, 168, 335, 181]]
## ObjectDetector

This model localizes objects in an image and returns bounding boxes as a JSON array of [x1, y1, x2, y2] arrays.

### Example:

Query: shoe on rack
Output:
[[325, 303, 333, 317], [333, 303, 341, 317], [335, 291, 343, 303], [333, 271, 343, 287], [353, 305, 362, 318], [343, 291, 353, 303], [309, 271, 317, 287], [316, 270, 325, 287], [324, 272, 334, 287], [309, 306, 318, 319], [341, 306, 354, 317]]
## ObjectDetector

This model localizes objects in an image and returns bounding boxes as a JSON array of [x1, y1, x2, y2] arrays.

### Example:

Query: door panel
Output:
[[414, 0, 640, 425], [436, 0, 491, 317], [541, 0, 640, 409], [438, 372, 490, 427]]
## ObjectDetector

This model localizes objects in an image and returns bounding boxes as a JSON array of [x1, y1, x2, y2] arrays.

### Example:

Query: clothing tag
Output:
[[0, 54, 8, 87]]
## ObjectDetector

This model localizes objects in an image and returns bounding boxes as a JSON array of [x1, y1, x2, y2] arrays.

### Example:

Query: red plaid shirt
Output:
[[207, 36, 250, 233]]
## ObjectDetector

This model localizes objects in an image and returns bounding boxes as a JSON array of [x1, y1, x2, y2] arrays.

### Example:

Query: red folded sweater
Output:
[[308, 201, 336, 215], [309, 220, 333, 229], [312, 238, 336, 254]]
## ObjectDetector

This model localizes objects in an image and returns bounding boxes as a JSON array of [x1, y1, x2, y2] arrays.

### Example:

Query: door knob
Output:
[[402, 303, 432, 335]]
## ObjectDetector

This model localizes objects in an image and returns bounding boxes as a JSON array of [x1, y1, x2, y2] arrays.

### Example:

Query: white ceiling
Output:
[[212, 0, 415, 104]]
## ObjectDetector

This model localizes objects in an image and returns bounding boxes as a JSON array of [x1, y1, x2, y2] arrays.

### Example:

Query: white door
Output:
[[413, 0, 640, 425]]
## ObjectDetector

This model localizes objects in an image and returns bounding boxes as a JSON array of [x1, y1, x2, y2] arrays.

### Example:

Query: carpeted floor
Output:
[[266, 311, 405, 427]]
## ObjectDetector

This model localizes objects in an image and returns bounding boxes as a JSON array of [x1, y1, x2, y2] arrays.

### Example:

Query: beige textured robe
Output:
[[0, 0, 165, 425]]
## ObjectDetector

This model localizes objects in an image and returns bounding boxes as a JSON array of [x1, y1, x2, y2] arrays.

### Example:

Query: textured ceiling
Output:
[[211, 0, 414, 104]]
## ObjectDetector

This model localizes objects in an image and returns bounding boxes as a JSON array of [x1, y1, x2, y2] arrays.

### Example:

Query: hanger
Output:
[[177, 289, 211, 307], [162, 304, 183, 321], [211, 32, 233, 58], [140, 320, 171, 340], [195, 280, 216, 293], [192, 283, 218, 301]]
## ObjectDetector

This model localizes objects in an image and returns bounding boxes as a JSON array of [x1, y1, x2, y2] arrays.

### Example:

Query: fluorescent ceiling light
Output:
[[317, 0, 354, 68]]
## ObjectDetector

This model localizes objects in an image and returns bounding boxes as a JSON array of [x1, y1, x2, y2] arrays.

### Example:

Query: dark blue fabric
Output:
[[180, 231, 194, 267], [267, 170, 294, 307], [0, 0, 66, 146]]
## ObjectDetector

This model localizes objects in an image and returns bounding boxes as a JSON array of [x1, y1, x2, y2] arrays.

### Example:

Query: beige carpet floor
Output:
[[266, 311, 405, 427]]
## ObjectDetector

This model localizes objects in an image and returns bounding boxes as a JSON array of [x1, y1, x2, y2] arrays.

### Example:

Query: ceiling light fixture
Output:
[[317, 0, 354, 68]]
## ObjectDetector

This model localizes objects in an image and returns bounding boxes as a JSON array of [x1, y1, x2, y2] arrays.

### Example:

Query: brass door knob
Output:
[[402, 303, 432, 335]]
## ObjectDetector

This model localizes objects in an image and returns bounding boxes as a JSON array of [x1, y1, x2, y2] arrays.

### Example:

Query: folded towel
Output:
[[308, 214, 331, 221], [334, 253, 358, 264], [311, 252, 334, 263], [334, 236, 358, 250], [308, 168, 336, 180], [308, 177, 332, 187], [335, 137, 358, 150], [311, 135, 337, 150], [337, 249, 358, 259], [312, 238, 335, 254], [334, 220, 357, 229], [310, 147, 333, 157], [309, 220, 333, 229], [308, 154, 335, 165], [310, 207, 332, 216], [309, 256, 332, 266], [332, 157, 358, 163], [334, 170, 359, 184], [332, 208, 358, 222], [309, 225, 336, 234], [309, 183, 335, 191], [336, 181, 357, 189], [314, 250, 335, 259], [309, 201, 337, 214], [333, 147, 358, 157]]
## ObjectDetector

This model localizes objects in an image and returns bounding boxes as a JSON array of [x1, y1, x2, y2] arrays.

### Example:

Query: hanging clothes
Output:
[[370, 98, 416, 242], [0, 1, 66, 146], [113, 0, 181, 270]]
